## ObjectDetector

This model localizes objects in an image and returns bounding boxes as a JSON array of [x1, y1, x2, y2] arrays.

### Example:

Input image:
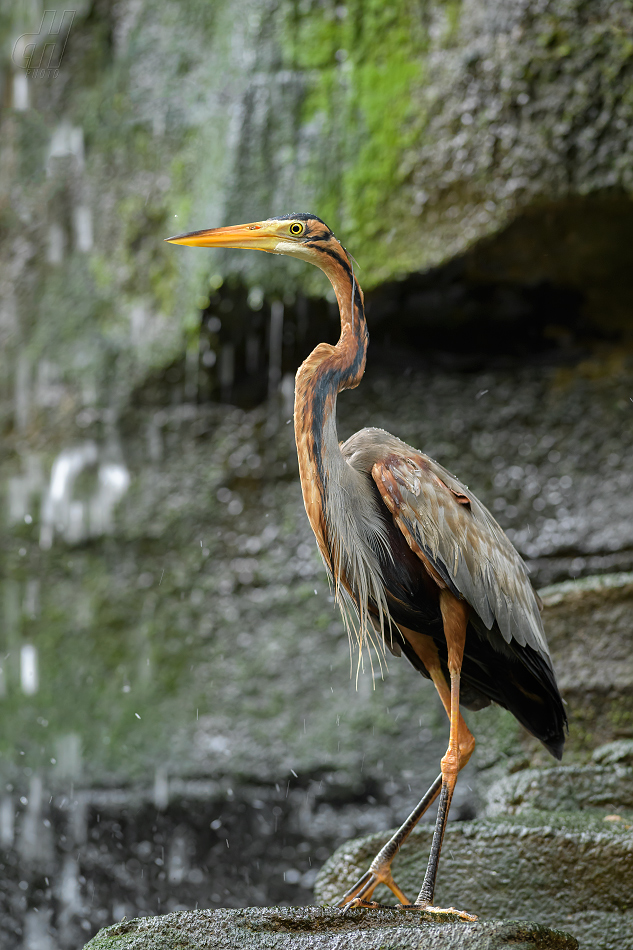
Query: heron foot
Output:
[[409, 902, 478, 922], [337, 865, 410, 908]]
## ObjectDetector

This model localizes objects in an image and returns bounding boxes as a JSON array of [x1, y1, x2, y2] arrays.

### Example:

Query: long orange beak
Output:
[[165, 220, 279, 251]]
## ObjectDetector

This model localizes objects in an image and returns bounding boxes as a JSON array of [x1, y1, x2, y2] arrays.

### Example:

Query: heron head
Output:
[[165, 213, 348, 267]]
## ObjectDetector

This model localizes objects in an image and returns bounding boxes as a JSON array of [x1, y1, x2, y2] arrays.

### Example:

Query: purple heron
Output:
[[166, 214, 566, 919]]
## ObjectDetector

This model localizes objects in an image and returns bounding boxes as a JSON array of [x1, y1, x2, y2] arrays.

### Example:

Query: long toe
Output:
[[415, 902, 478, 922], [337, 870, 376, 907], [338, 867, 410, 908]]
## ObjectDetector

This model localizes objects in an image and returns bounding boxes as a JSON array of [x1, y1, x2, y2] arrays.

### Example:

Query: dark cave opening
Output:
[[134, 194, 633, 409], [135, 269, 589, 409]]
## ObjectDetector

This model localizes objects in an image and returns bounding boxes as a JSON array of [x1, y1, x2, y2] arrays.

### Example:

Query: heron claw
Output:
[[344, 898, 385, 909], [337, 865, 410, 908]]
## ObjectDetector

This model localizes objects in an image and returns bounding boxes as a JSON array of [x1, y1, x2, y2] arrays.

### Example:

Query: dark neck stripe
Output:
[[305, 233, 333, 243], [315, 245, 353, 278], [313, 245, 363, 312]]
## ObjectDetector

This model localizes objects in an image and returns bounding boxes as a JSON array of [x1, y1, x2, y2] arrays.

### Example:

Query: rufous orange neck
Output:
[[292, 249, 368, 564]]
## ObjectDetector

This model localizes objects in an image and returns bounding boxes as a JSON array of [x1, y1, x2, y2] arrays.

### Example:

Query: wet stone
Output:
[[315, 800, 633, 950], [540, 574, 633, 754], [485, 761, 633, 816], [82, 907, 578, 950]]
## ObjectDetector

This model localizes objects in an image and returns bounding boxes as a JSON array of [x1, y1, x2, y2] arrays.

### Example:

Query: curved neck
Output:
[[293, 247, 368, 555], [294, 248, 368, 441]]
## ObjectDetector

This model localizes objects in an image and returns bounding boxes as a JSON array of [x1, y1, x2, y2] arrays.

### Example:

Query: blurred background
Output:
[[1, 1, 633, 947]]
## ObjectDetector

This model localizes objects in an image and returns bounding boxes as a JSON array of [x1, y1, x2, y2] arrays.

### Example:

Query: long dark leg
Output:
[[337, 773, 442, 907], [337, 624, 468, 909], [413, 590, 476, 920]]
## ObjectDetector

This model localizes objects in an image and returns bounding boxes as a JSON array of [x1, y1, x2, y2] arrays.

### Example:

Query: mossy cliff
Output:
[[2, 3, 633, 946], [3, 0, 633, 416]]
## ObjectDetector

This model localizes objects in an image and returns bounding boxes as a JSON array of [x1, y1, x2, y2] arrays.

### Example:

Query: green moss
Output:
[[116, 194, 179, 309], [282, 1, 429, 278], [608, 705, 633, 733]]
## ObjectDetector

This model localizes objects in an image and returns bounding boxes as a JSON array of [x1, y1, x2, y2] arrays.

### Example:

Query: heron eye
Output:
[[289, 222, 304, 235]]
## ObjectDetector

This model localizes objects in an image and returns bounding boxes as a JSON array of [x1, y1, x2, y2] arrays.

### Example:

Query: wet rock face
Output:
[[2, 364, 631, 787], [3, 0, 633, 426], [82, 907, 579, 950], [541, 577, 633, 751], [315, 817, 633, 949], [486, 742, 633, 815], [403, 3, 633, 297]]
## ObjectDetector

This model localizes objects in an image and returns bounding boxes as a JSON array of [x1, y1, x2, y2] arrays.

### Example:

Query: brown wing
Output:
[[372, 451, 550, 661]]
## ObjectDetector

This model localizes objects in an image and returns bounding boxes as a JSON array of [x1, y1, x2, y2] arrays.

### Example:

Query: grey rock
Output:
[[541, 574, 633, 754], [593, 740, 633, 767], [485, 763, 633, 815], [314, 815, 633, 950], [81, 907, 578, 950]]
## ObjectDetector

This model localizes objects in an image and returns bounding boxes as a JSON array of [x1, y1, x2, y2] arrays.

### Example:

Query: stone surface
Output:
[[82, 907, 578, 950], [593, 739, 633, 767], [485, 761, 633, 816], [314, 815, 633, 950], [485, 740, 633, 816], [2, 3, 633, 946], [541, 574, 633, 753]]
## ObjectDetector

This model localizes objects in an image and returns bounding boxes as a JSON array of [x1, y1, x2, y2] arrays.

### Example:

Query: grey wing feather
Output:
[[372, 448, 549, 661]]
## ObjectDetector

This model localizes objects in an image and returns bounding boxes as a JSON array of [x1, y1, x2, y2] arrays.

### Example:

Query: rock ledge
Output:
[[82, 907, 577, 950]]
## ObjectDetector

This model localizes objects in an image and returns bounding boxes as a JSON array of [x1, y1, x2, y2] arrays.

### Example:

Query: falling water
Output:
[[14, 356, 30, 432], [39, 443, 130, 549], [18, 776, 53, 866], [154, 768, 169, 811], [19, 646, 38, 696], [167, 828, 190, 885], [0, 795, 14, 849], [56, 856, 84, 934], [22, 910, 54, 950], [54, 734, 82, 782], [72, 206, 93, 253], [12, 73, 29, 111], [46, 223, 65, 265], [220, 344, 235, 402], [47, 122, 84, 173]]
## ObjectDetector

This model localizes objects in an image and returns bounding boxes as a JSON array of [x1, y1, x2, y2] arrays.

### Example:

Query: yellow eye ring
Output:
[[289, 222, 304, 235]]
